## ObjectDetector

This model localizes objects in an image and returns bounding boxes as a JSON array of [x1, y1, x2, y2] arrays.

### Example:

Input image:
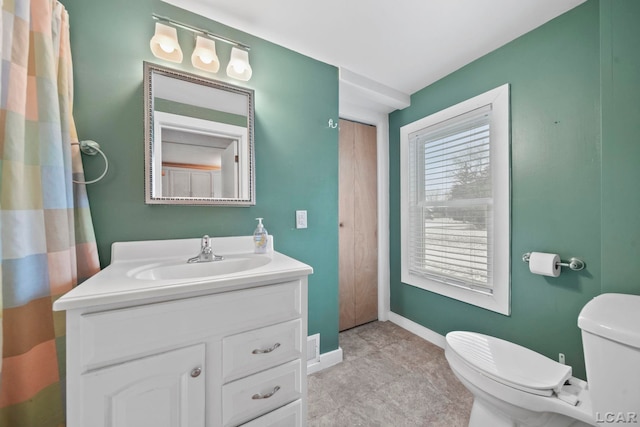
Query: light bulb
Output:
[[232, 62, 246, 73], [226, 47, 252, 81], [199, 54, 213, 64], [159, 42, 175, 53]]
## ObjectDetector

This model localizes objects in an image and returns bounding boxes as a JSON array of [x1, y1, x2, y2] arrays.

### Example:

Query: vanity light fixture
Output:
[[226, 47, 252, 81], [150, 22, 183, 63], [150, 14, 252, 81], [191, 36, 220, 73]]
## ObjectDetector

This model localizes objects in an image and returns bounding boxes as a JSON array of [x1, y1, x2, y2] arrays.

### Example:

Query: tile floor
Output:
[[307, 321, 473, 426]]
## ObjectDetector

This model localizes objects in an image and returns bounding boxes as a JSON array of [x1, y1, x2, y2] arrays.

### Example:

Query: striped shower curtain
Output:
[[0, 1, 101, 426]]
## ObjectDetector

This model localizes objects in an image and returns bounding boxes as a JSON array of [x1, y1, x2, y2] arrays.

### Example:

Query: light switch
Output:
[[296, 210, 307, 229]]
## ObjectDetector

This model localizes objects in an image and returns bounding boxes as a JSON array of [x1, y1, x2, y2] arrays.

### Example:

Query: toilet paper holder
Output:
[[522, 253, 585, 271]]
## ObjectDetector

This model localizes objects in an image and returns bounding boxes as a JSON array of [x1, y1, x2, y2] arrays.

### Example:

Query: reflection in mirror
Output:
[[144, 62, 255, 205]]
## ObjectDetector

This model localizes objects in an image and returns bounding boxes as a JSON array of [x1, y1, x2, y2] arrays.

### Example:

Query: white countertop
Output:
[[53, 236, 313, 312]]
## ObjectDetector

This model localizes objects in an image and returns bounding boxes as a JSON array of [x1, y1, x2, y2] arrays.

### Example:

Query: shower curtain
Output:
[[0, 1, 101, 426]]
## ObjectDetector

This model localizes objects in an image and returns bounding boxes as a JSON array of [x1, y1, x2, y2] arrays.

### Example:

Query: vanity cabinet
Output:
[[162, 167, 219, 198], [55, 237, 311, 427]]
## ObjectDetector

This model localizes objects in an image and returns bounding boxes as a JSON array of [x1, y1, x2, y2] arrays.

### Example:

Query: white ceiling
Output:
[[163, 0, 586, 112]]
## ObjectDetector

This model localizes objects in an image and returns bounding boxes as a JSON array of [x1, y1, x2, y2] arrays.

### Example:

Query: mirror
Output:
[[144, 62, 255, 205]]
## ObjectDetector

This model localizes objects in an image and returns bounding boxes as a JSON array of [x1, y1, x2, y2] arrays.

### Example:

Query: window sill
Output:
[[401, 268, 510, 316]]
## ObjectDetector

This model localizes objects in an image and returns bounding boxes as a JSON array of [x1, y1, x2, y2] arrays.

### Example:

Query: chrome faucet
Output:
[[188, 235, 224, 263]]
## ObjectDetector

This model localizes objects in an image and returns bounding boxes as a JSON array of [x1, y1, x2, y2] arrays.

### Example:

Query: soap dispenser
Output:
[[253, 218, 268, 254]]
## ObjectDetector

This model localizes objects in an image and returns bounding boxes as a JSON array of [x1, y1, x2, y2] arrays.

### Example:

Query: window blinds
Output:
[[407, 105, 494, 293]]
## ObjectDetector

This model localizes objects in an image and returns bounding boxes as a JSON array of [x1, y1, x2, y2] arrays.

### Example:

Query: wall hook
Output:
[[327, 119, 338, 129]]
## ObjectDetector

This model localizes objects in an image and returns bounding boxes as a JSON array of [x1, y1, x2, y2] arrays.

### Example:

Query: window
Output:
[[400, 84, 510, 315]]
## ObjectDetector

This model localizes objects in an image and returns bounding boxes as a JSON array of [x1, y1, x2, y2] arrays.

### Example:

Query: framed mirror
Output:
[[144, 62, 255, 205]]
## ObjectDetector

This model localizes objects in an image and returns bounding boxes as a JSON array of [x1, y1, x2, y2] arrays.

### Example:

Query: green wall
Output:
[[64, 0, 340, 353], [65, 0, 639, 375], [389, 0, 631, 380], [154, 98, 247, 127], [600, 0, 640, 295]]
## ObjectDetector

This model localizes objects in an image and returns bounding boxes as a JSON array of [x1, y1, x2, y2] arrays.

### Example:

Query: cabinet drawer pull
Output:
[[252, 342, 281, 354], [251, 385, 280, 400], [190, 367, 202, 378]]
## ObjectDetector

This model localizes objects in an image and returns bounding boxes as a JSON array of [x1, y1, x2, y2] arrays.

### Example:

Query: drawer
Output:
[[222, 360, 301, 427], [239, 400, 302, 427], [80, 281, 301, 370], [223, 319, 302, 383]]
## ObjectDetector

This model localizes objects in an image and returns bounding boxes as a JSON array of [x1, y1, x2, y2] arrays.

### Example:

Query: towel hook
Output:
[[72, 140, 109, 184]]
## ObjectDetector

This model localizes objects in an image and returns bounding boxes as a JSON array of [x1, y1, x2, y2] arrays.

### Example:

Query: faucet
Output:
[[188, 235, 224, 263]]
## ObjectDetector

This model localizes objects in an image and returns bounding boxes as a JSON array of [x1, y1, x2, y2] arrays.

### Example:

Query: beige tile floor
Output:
[[307, 321, 473, 426]]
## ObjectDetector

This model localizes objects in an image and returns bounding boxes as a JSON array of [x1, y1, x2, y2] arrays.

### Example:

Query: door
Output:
[[339, 119, 378, 331], [221, 140, 239, 198], [81, 344, 206, 427]]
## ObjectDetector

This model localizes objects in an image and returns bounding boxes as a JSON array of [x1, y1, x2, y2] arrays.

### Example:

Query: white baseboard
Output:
[[387, 311, 446, 348], [306, 312, 443, 375], [307, 347, 343, 375]]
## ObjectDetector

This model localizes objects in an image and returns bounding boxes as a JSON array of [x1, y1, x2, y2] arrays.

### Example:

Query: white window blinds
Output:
[[407, 105, 493, 293]]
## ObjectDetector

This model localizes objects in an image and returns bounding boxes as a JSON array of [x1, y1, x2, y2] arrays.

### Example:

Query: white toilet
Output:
[[444, 293, 640, 427]]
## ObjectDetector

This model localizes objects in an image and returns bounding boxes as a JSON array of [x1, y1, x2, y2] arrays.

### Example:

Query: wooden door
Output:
[[339, 119, 378, 331]]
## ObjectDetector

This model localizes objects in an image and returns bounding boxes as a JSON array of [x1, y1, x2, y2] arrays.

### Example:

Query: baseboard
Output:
[[387, 311, 446, 348], [307, 347, 343, 375], [306, 313, 443, 375]]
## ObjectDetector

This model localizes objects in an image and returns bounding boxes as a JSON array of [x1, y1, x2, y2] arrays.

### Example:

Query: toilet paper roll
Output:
[[528, 252, 561, 277]]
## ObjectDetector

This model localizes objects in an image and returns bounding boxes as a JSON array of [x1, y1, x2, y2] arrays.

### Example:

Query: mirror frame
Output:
[[143, 62, 255, 206]]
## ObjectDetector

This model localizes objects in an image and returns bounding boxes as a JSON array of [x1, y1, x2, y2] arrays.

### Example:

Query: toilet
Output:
[[444, 293, 640, 427]]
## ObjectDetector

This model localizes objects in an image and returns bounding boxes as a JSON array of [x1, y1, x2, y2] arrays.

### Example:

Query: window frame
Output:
[[400, 84, 511, 315]]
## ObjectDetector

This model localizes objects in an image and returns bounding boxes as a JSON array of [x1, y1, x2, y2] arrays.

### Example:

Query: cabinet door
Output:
[[169, 169, 192, 197], [190, 171, 213, 197], [81, 344, 205, 427]]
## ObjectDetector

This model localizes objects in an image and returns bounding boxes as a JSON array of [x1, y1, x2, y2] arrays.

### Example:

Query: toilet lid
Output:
[[446, 331, 572, 396]]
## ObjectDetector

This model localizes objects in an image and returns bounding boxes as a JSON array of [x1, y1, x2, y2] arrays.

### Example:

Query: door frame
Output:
[[339, 106, 390, 322]]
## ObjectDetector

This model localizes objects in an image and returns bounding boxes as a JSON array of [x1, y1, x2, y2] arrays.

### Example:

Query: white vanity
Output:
[[53, 236, 312, 427]]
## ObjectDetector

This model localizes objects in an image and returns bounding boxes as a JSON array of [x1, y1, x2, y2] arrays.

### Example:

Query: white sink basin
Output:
[[129, 255, 272, 281], [52, 236, 314, 311]]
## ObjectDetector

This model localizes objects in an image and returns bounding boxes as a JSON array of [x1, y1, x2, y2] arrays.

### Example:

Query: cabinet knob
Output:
[[252, 342, 281, 354], [252, 385, 280, 400], [190, 367, 202, 378]]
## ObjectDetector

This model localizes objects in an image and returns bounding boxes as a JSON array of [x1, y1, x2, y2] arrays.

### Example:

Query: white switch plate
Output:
[[296, 210, 307, 229]]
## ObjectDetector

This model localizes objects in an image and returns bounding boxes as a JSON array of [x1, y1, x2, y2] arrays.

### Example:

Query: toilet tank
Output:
[[578, 293, 640, 420]]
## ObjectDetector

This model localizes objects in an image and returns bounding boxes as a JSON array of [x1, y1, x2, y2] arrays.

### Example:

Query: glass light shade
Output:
[[191, 36, 220, 73], [150, 23, 183, 63], [226, 47, 252, 81]]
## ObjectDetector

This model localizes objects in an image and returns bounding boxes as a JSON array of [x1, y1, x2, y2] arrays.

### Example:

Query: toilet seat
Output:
[[446, 331, 572, 397]]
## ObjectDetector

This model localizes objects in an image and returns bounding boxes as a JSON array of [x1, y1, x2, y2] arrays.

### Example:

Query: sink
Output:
[[129, 255, 272, 281]]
